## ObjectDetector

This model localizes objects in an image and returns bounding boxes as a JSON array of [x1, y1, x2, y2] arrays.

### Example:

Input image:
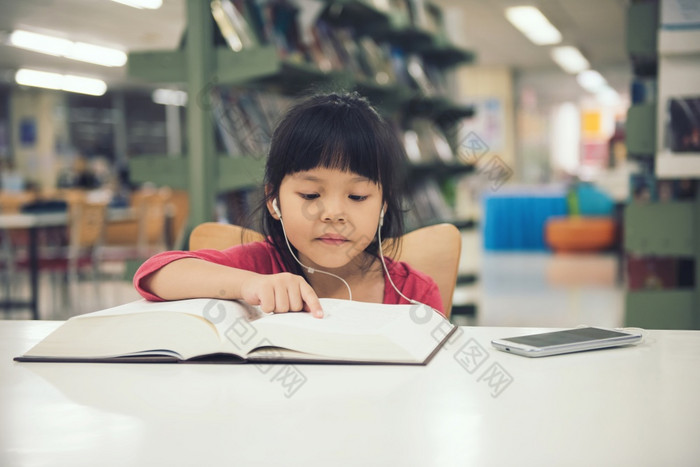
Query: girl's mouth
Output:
[[317, 235, 348, 246]]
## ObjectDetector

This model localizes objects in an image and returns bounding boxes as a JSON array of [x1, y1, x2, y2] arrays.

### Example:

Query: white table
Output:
[[2, 321, 699, 466], [1, 213, 70, 319], [0, 209, 133, 319]]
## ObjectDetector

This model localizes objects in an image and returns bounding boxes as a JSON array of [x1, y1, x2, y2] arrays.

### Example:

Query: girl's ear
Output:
[[265, 185, 280, 220], [266, 198, 279, 220]]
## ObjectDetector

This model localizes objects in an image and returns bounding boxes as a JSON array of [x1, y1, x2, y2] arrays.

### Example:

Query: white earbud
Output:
[[272, 198, 281, 219], [379, 206, 385, 227]]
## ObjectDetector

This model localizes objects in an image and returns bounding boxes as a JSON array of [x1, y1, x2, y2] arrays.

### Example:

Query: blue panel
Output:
[[482, 187, 569, 251]]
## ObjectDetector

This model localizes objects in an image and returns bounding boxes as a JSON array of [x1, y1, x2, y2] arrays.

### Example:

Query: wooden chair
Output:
[[189, 223, 263, 251], [189, 222, 461, 318], [12, 198, 109, 316], [132, 188, 170, 256], [101, 187, 173, 271], [163, 188, 190, 250]]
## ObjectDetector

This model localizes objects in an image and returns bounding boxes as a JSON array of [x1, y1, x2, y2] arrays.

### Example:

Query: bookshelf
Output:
[[623, 0, 700, 330], [126, 0, 476, 229], [128, 154, 267, 193]]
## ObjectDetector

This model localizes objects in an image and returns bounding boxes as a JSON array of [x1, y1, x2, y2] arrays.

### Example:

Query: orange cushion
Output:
[[545, 217, 616, 253]]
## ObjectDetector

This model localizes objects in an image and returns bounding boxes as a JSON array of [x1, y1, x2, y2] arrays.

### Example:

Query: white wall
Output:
[[10, 88, 69, 191], [453, 65, 517, 179]]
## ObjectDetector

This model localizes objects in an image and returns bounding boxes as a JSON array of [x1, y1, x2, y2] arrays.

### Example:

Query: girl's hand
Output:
[[240, 272, 324, 318]]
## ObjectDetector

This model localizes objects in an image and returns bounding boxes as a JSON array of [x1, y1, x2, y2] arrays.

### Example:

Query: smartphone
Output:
[[491, 327, 643, 357]]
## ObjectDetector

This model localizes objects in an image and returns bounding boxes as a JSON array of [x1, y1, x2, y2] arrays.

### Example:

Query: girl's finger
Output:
[[301, 285, 323, 318], [256, 286, 275, 314], [287, 285, 304, 312], [273, 284, 290, 313]]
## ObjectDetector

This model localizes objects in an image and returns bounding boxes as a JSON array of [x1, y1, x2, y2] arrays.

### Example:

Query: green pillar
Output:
[[186, 0, 217, 227]]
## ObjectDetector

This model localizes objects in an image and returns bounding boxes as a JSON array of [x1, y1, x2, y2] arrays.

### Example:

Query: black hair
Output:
[[258, 91, 408, 276]]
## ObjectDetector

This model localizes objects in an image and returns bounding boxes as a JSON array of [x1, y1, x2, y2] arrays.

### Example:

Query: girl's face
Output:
[[269, 167, 384, 271]]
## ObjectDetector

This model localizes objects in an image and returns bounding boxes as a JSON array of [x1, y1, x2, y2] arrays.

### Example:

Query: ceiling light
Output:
[[15, 68, 107, 96], [9, 30, 71, 56], [152, 89, 188, 106], [550, 46, 590, 74], [505, 6, 562, 45], [9, 29, 127, 67], [110, 0, 162, 9], [67, 42, 127, 67], [577, 70, 607, 93], [596, 85, 621, 106]]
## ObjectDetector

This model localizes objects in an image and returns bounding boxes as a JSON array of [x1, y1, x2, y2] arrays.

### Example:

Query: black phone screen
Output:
[[503, 328, 631, 347]]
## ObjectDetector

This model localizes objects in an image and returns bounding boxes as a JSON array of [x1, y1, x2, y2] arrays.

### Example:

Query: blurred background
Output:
[[0, 0, 697, 329]]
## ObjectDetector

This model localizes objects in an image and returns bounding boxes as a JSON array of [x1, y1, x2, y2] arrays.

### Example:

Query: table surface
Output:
[[0, 212, 69, 228], [0, 208, 134, 229], [2, 321, 699, 467]]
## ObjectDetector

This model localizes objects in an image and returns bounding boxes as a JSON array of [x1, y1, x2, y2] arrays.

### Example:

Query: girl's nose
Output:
[[321, 199, 346, 222]]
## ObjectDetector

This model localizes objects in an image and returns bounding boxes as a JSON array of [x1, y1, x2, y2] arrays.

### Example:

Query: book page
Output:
[[25, 299, 263, 360], [244, 299, 454, 363], [23, 311, 221, 360]]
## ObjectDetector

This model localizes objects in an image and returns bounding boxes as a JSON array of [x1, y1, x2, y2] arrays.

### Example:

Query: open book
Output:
[[15, 298, 455, 365]]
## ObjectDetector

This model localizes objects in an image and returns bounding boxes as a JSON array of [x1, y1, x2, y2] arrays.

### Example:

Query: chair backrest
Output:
[[189, 222, 264, 250], [132, 188, 169, 249], [67, 199, 108, 251], [386, 223, 461, 318], [164, 188, 190, 249], [189, 222, 461, 318]]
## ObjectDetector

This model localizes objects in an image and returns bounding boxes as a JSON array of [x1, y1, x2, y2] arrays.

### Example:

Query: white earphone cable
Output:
[[376, 215, 419, 305]]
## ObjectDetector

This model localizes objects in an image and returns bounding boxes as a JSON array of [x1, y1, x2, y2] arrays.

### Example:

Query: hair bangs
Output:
[[278, 101, 382, 183]]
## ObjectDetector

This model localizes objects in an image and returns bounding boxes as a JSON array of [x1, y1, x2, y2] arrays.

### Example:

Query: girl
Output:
[[133, 92, 443, 318]]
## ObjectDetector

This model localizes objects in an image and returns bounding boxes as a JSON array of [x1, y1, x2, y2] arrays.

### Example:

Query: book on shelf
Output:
[[424, 62, 450, 96], [630, 174, 698, 202], [626, 254, 696, 290], [15, 298, 455, 365], [310, 20, 344, 71], [406, 178, 455, 227], [218, 186, 263, 225], [358, 37, 397, 85], [406, 55, 437, 96], [211, 0, 258, 52], [211, 88, 289, 158], [422, 2, 444, 36], [240, 0, 273, 46], [404, 118, 455, 163], [667, 96, 700, 153], [210, 89, 245, 157], [626, 255, 677, 290], [334, 27, 366, 80], [269, 0, 306, 61], [390, 46, 412, 87]]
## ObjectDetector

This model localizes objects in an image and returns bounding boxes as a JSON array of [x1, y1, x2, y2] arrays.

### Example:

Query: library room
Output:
[[1, 0, 699, 465]]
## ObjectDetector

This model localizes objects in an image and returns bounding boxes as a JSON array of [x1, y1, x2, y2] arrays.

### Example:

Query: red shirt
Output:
[[133, 241, 444, 315]]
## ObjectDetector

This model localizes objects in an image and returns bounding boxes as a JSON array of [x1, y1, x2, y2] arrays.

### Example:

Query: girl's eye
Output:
[[299, 193, 319, 200], [349, 195, 368, 201]]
